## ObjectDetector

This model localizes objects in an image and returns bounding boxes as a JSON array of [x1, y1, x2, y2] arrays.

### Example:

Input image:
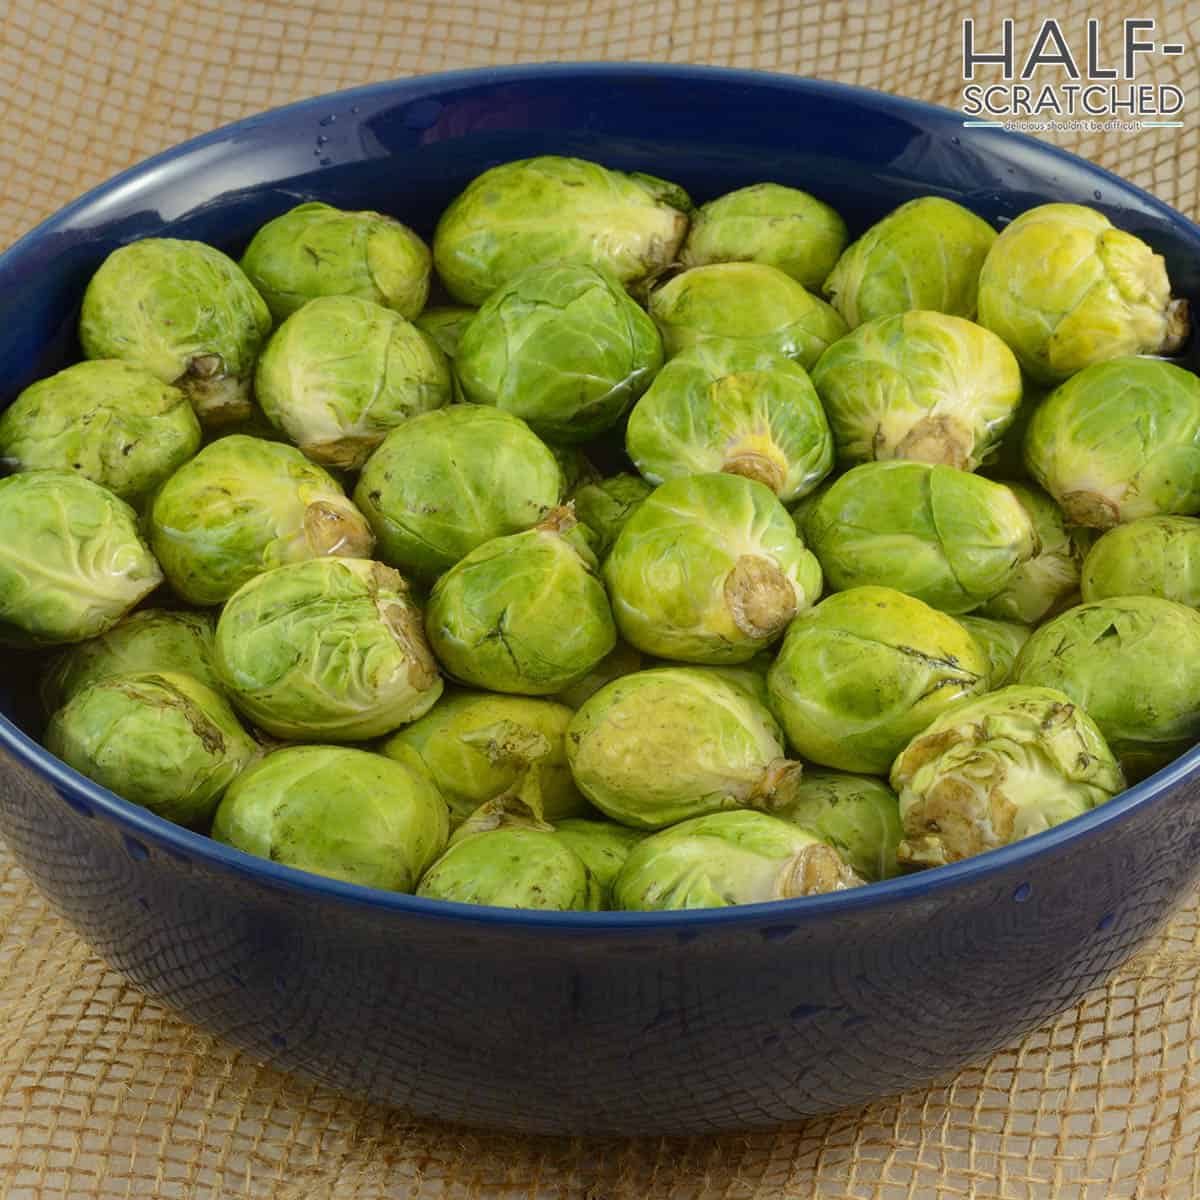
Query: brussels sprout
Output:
[[40, 609, 218, 714], [565, 666, 799, 829], [239, 201, 431, 322], [626, 343, 835, 503], [680, 183, 848, 290], [805, 461, 1035, 613], [648, 263, 847, 369], [45, 671, 258, 826], [766, 587, 989, 774], [569, 473, 652, 558], [426, 508, 615, 695], [546, 444, 599, 495], [0, 360, 201, 504], [214, 557, 442, 741], [822, 198, 996, 328], [413, 305, 477, 388], [612, 810, 862, 911], [769, 770, 903, 882], [1011, 596, 1200, 778], [380, 689, 588, 824], [212, 745, 449, 890], [605, 474, 821, 664], [254, 296, 451, 469], [891, 685, 1124, 867], [1081, 516, 1200, 608], [433, 155, 691, 305], [79, 238, 271, 426], [810, 311, 1022, 470], [0, 472, 162, 646], [978, 482, 1089, 623], [957, 615, 1031, 688], [456, 263, 663, 443], [149, 435, 374, 605], [1023, 358, 1200, 529], [553, 818, 646, 900], [977, 204, 1188, 384], [553, 640, 644, 709]]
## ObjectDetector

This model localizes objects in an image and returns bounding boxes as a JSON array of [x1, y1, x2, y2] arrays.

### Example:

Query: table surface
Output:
[[1, 2, 1199, 1196]]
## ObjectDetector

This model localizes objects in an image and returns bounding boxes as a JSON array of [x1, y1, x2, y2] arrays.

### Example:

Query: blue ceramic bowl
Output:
[[2, 64, 1199, 1136]]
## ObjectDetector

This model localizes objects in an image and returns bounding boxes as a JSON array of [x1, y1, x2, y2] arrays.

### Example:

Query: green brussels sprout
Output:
[[433, 155, 691, 305], [810, 311, 1022, 471], [354, 405, 562, 582], [957, 615, 1031, 688], [552, 639, 644, 709], [426, 508, 616, 696], [977, 204, 1188, 384], [379, 689, 589, 824], [79, 238, 272, 426], [40, 609, 218, 714], [456, 263, 663, 443], [412, 305, 477, 359], [149, 435, 374, 605], [45, 671, 258, 826], [569, 473, 653, 558], [648, 263, 847, 369], [822, 197, 996, 328], [978, 482, 1089, 623], [212, 745, 449, 891], [1023, 358, 1200, 529], [770, 770, 903, 882], [253, 296, 452, 469], [239, 201, 431, 323], [612, 810, 862, 911], [1011, 596, 1200, 778], [766, 586, 989, 774], [1081, 516, 1200, 608], [0, 360, 201, 504], [553, 818, 646, 900], [565, 666, 800, 829], [891, 685, 1125, 867], [214, 557, 442, 741], [680, 183, 848, 290], [625, 343, 835, 503], [0, 472, 162, 646], [804, 461, 1036, 613]]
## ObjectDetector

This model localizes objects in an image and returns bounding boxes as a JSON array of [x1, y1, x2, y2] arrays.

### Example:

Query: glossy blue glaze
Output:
[[1, 64, 1199, 1134]]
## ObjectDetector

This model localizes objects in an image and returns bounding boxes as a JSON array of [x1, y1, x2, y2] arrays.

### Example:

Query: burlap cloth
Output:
[[1, 2, 1199, 1196]]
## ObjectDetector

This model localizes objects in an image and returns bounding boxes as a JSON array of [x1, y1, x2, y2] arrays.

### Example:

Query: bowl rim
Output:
[[3, 60, 1199, 931]]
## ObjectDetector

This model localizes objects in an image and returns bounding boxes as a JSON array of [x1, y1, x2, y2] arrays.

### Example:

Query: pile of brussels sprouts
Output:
[[4, 153, 1199, 912]]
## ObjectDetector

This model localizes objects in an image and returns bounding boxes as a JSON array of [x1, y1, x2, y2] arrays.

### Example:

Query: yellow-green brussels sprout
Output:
[[977, 204, 1188, 384], [605, 473, 822, 664], [1081, 516, 1200, 608], [612, 809, 862, 911], [552, 640, 644, 709], [565, 666, 800, 829], [380, 689, 589, 825], [40, 609, 218, 714], [412, 304, 477, 359], [553, 818, 646, 901], [766, 586, 989, 774], [213, 745, 449, 891], [649, 263, 847, 369], [0, 361, 201, 504], [0, 472, 162, 646], [456, 263, 663, 443], [1023, 358, 1200, 529], [822, 197, 996, 328], [425, 509, 615, 696], [810, 311, 1022, 470], [626, 343, 834, 503], [215, 557, 441, 741], [957, 615, 1031, 688], [79, 238, 271, 427], [148, 435, 373, 606], [253, 296, 451, 470], [892, 685, 1124, 867], [45, 671, 258, 826], [433, 155, 691, 306], [680, 183, 848, 290], [569, 474, 652, 558], [805, 461, 1035, 613], [239, 202, 431, 323], [1011, 596, 1200, 778]]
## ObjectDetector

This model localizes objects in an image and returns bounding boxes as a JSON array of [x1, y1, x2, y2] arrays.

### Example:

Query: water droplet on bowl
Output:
[[319, 114, 337, 127], [1012, 882, 1032, 902], [123, 835, 149, 861], [316, 134, 328, 146], [1093, 190, 1103, 200]]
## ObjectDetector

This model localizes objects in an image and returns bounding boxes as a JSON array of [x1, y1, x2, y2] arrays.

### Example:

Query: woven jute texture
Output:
[[2, 2, 1200, 1196]]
